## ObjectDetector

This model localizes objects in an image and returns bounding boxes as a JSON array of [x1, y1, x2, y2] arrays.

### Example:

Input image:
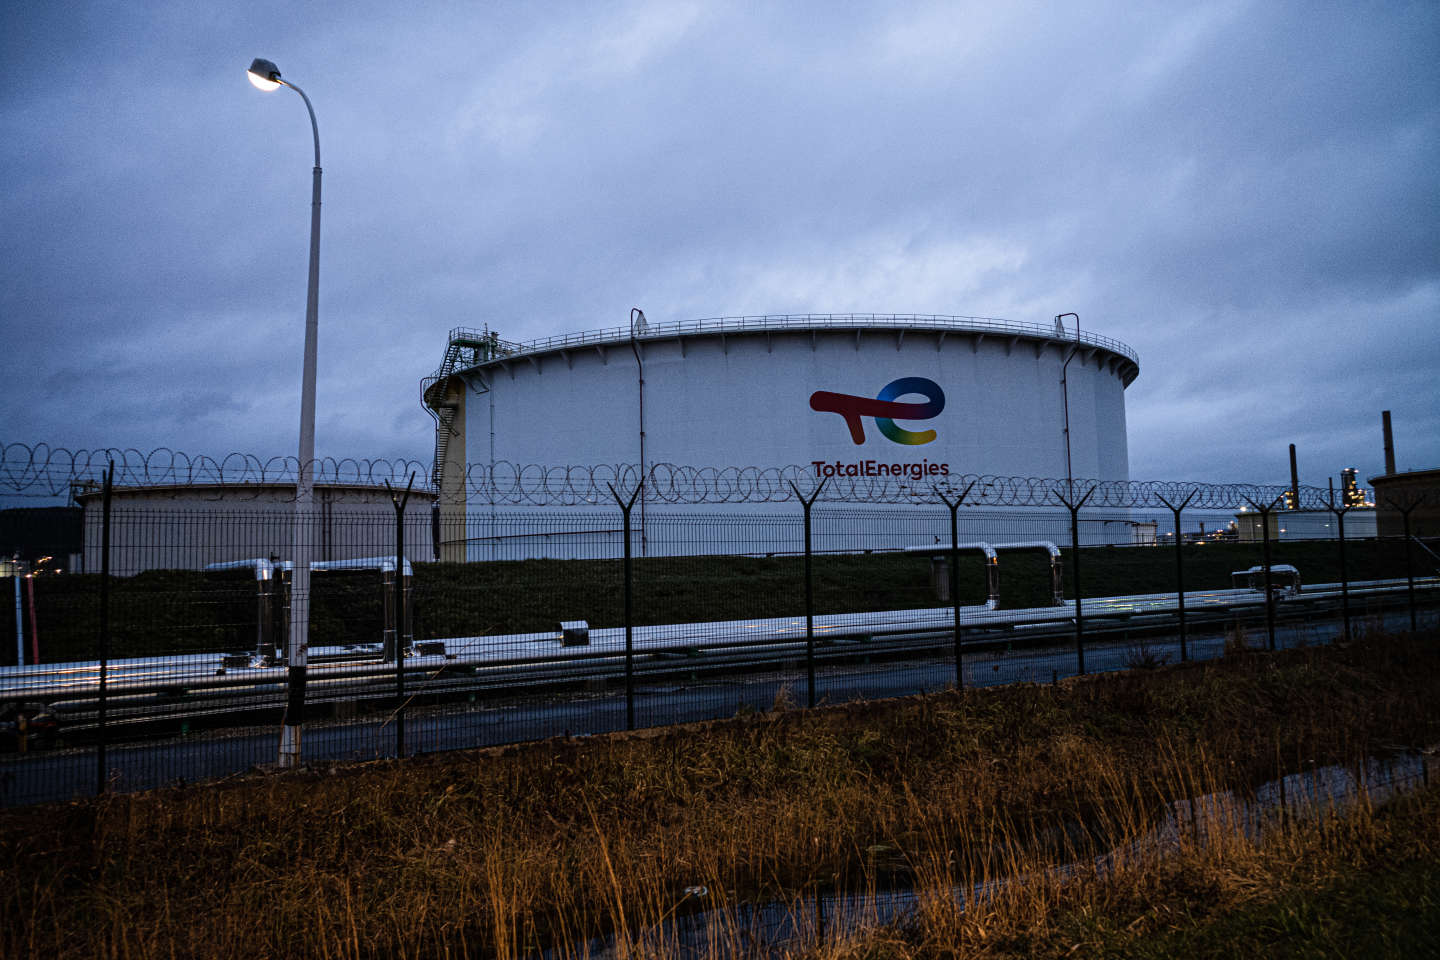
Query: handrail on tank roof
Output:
[[442, 314, 1139, 370]]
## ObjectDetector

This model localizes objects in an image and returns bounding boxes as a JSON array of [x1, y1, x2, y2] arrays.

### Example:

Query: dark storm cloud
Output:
[[2, 0, 1436, 486]]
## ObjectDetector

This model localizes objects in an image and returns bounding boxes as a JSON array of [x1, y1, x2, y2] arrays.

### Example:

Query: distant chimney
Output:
[[1288, 444, 1299, 509], [1382, 410, 1396, 475]]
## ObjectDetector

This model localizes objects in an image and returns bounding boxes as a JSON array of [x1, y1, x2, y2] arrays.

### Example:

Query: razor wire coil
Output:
[[1, 442, 1344, 510]]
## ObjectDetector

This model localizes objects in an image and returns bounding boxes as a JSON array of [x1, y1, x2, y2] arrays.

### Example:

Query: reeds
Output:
[[1, 629, 1436, 958]]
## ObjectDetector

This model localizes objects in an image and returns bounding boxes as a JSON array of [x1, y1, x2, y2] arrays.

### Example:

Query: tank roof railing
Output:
[[444, 314, 1139, 370]]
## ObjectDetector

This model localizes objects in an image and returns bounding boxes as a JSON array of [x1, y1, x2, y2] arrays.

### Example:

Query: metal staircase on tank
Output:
[[421, 326, 518, 487]]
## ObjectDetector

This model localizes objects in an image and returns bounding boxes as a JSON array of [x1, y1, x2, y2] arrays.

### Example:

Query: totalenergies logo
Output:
[[809, 377, 946, 445]]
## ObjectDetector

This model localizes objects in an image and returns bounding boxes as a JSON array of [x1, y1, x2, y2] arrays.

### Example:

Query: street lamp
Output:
[[248, 57, 321, 768]]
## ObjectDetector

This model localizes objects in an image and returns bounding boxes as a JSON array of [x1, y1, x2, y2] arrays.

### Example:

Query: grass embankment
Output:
[[2, 631, 1437, 958], [15, 539, 1423, 663]]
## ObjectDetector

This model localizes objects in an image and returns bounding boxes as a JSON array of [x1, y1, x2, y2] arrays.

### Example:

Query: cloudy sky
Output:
[[3, 0, 1436, 486]]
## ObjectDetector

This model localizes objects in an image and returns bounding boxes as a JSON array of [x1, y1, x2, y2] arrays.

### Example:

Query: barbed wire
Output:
[[467, 462, 1324, 510], [0, 441, 1364, 511], [1, 443, 428, 499]]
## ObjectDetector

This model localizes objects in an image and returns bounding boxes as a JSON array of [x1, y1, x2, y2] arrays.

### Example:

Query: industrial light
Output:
[[247, 57, 283, 91], [245, 54, 323, 769]]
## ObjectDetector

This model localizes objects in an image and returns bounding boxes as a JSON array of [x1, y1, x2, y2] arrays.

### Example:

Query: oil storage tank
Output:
[[423, 314, 1139, 559]]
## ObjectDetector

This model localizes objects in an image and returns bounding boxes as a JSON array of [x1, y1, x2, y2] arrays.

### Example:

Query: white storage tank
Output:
[[424, 314, 1140, 559]]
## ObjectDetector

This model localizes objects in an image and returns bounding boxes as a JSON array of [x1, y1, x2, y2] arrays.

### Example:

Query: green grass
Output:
[[982, 786, 1440, 960], [12, 538, 1424, 663], [1133, 857, 1440, 959]]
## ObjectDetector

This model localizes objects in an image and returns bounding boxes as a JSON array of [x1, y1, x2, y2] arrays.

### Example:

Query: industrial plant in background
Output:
[[1235, 445, 1376, 542], [422, 313, 1140, 560], [1371, 410, 1440, 540]]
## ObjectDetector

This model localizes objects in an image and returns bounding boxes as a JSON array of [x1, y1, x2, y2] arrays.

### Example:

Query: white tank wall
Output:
[[79, 486, 435, 576], [460, 505, 1149, 562], [464, 329, 1131, 481]]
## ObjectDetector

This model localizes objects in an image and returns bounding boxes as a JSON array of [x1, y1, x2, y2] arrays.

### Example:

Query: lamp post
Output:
[[247, 57, 321, 768]]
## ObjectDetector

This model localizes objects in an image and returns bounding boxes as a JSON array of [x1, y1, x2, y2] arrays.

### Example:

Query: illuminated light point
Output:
[[247, 57, 282, 91]]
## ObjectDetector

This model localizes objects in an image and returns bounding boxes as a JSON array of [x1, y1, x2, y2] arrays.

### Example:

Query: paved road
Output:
[[3, 606, 1434, 807]]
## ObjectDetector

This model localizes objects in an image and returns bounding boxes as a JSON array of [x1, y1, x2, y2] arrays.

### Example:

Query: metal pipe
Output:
[[1057, 312, 1080, 496], [903, 542, 998, 561], [629, 308, 647, 558], [904, 541, 999, 609], [993, 541, 1065, 606], [205, 558, 277, 578], [905, 540, 1064, 608], [311, 556, 413, 576], [991, 541, 1062, 556], [488, 368, 497, 562], [5, 578, 1429, 711]]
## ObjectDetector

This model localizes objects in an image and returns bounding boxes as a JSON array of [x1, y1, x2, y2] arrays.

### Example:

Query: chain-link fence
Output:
[[2, 445, 1437, 806]]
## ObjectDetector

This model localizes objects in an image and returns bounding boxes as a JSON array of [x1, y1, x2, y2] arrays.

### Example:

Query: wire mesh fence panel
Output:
[[4, 469, 1440, 807], [402, 509, 644, 757], [805, 507, 960, 704], [625, 511, 808, 730]]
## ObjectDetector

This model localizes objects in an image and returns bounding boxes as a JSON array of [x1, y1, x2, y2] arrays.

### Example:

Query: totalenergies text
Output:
[[811, 459, 950, 480]]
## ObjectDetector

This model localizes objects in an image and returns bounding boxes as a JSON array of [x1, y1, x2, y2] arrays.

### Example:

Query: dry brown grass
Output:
[[1, 630, 1437, 959], [816, 765, 1440, 959]]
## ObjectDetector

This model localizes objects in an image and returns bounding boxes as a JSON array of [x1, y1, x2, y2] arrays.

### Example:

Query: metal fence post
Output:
[[386, 474, 415, 757], [1326, 478, 1351, 643], [1386, 495, 1423, 633], [1156, 491, 1196, 662], [1242, 495, 1284, 652], [1054, 484, 1095, 675], [96, 460, 113, 795], [430, 500, 440, 562], [607, 481, 644, 730], [1261, 503, 1276, 652], [788, 480, 827, 709], [11, 556, 19, 668], [934, 481, 976, 688]]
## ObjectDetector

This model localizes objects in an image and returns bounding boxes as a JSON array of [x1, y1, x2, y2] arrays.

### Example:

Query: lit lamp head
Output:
[[246, 58, 283, 91]]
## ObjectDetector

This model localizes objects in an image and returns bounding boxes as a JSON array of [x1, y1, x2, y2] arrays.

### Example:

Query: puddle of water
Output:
[[559, 751, 1434, 959]]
